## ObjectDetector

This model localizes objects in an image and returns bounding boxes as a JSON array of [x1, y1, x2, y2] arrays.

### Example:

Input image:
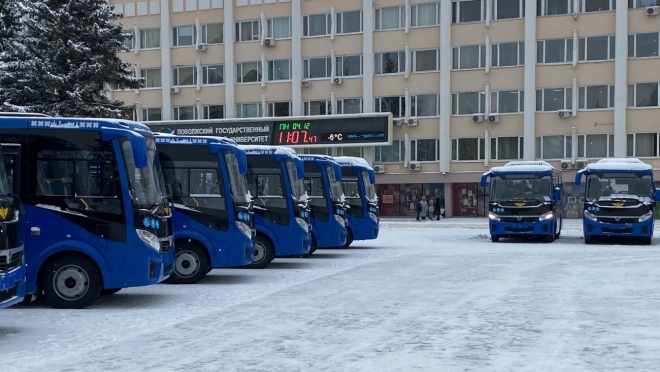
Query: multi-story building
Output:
[[110, 0, 660, 218]]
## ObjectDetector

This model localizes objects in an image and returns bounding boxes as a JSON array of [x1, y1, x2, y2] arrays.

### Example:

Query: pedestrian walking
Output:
[[420, 197, 429, 220], [415, 198, 422, 221], [433, 196, 441, 220]]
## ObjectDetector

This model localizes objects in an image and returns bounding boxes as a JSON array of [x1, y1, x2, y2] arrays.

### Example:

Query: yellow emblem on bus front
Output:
[[514, 202, 526, 207], [612, 202, 624, 207], [0, 207, 8, 219]]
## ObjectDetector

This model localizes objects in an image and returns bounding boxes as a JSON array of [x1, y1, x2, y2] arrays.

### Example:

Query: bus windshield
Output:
[[122, 137, 162, 208], [326, 166, 344, 204], [224, 151, 249, 205], [586, 172, 652, 201], [0, 149, 11, 196], [362, 170, 377, 203], [286, 160, 305, 201], [491, 174, 552, 202]]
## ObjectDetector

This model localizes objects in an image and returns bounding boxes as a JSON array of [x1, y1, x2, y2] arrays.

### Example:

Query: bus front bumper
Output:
[[489, 219, 554, 237], [0, 262, 26, 309], [583, 218, 653, 237]]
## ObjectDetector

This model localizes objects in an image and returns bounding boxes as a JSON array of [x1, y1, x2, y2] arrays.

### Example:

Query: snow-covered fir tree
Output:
[[0, 0, 142, 118]]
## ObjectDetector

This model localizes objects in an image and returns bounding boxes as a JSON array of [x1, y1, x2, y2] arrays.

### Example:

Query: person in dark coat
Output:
[[415, 198, 422, 220], [434, 196, 441, 220]]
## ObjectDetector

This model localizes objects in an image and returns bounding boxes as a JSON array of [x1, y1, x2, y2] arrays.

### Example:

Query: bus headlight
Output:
[[584, 210, 598, 222], [488, 212, 500, 221], [296, 217, 309, 233], [539, 211, 554, 221], [136, 229, 160, 252], [235, 221, 252, 239], [369, 212, 378, 224], [639, 211, 653, 223], [334, 214, 344, 227]]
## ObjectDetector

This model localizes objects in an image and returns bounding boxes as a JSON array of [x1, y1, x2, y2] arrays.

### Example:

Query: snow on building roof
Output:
[[585, 158, 653, 172], [333, 156, 373, 170], [239, 145, 300, 158]]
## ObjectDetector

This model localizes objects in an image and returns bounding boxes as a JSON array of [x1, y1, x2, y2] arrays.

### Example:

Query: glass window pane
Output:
[[342, 99, 362, 114], [414, 3, 438, 26], [416, 139, 437, 161], [635, 32, 659, 58], [308, 58, 328, 78], [543, 39, 567, 63], [585, 0, 612, 11], [497, 90, 519, 113], [379, 52, 401, 74], [542, 135, 564, 159], [544, 0, 569, 15], [378, 7, 402, 30], [378, 140, 401, 162], [339, 11, 362, 33], [586, 36, 609, 61], [415, 50, 437, 71], [414, 94, 438, 117], [458, 0, 483, 22], [457, 92, 481, 115], [635, 133, 657, 157], [585, 85, 609, 109], [341, 55, 362, 76], [204, 23, 223, 44], [635, 83, 659, 107], [457, 138, 478, 160], [497, 137, 519, 159], [498, 42, 519, 66], [543, 88, 565, 111], [585, 134, 608, 158], [459, 45, 482, 69], [496, 0, 521, 19]]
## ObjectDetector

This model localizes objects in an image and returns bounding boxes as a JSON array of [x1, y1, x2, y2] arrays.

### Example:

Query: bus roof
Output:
[[333, 156, 373, 171], [299, 154, 338, 163], [0, 116, 154, 137], [153, 133, 238, 146], [489, 161, 557, 174], [585, 158, 653, 172], [239, 145, 299, 158]]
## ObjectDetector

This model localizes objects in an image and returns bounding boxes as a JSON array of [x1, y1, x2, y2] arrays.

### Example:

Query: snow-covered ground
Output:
[[3, 218, 660, 372]]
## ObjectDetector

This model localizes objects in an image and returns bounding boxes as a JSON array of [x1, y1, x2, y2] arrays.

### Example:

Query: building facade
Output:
[[109, 0, 660, 217]]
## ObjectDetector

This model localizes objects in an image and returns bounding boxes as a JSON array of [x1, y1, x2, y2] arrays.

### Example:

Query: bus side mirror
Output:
[[553, 187, 562, 202], [655, 188, 660, 202]]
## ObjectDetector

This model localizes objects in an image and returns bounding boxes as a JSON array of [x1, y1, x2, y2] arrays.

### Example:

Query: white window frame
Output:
[[627, 82, 660, 108], [235, 20, 260, 42], [303, 13, 332, 37], [412, 94, 440, 117], [142, 107, 162, 122], [629, 0, 660, 8], [581, 0, 616, 12], [199, 105, 225, 120], [336, 99, 363, 114], [236, 61, 263, 84], [411, 3, 440, 27], [375, 139, 404, 163], [492, 0, 524, 20], [413, 49, 439, 72], [451, 137, 485, 162], [336, 55, 363, 77], [490, 90, 524, 114], [140, 28, 161, 49], [303, 100, 332, 115], [173, 106, 195, 120], [375, 6, 405, 30], [268, 102, 292, 117], [173, 25, 196, 47], [491, 42, 524, 67], [375, 96, 406, 118], [537, 38, 574, 64], [267, 17, 292, 39], [202, 64, 224, 85], [451, 91, 486, 115], [627, 132, 659, 158], [122, 29, 135, 51], [336, 10, 363, 34], [172, 66, 197, 86], [578, 84, 614, 110], [202, 23, 224, 44], [452, 0, 485, 23], [536, 87, 573, 112], [535, 135, 570, 160], [411, 139, 439, 162], [628, 32, 660, 59], [267, 59, 292, 81], [537, 0, 571, 16], [375, 51, 407, 75], [579, 35, 616, 62], [236, 103, 263, 118], [490, 137, 524, 160], [140, 68, 161, 88], [452, 44, 487, 70], [303, 57, 332, 79]]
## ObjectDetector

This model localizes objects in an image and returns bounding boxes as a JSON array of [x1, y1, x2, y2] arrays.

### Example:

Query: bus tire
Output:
[[491, 235, 499, 243], [246, 235, 274, 269], [101, 288, 121, 296], [166, 242, 209, 284], [341, 229, 354, 248], [301, 236, 316, 258], [643, 237, 652, 245], [42, 254, 101, 309], [584, 235, 592, 244], [547, 234, 555, 243]]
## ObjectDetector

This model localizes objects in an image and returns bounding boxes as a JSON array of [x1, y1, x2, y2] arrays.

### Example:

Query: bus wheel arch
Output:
[[342, 228, 354, 248], [39, 251, 103, 309], [247, 233, 275, 269], [301, 233, 317, 258], [165, 238, 211, 284]]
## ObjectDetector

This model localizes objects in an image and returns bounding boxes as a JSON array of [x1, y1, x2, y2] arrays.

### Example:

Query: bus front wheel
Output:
[[166, 242, 209, 285], [247, 235, 274, 269], [491, 235, 499, 243], [301, 236, 316, 258], [341, 229, 354, 249], [42, 254, 102, 309]]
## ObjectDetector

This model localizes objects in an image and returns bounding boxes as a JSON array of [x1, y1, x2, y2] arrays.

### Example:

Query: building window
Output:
[[578, 85, 614, 110], [582, 0, 615, 12], [375, 140, 404, 162], [200, 105, 224, 119], [411, 3, 440, 27], [336, 99, 363, 114], [174, 106, 195, 120], [375, 6, 405, 30], [142, 108, 162, 121], [627, 82, 659, 107], [303, 14, 331, 37], [412, 94, 439, 117], [572, 134, 615, 158], [451, 138, 485, 161], [452, 0, 484, 23], [173, 25, 196, 46], [375, 52, 406, 74], [412, 139, 438, 162], [414, 49, 439, 72], [268, 59, 292, 81], [629, 0, 660, 8], [235, 20, 260, 42], [268, 102, 291, 117], [452, 92, 486, 115], [628, 32, 659, 58], [535, 135, 567, 159], [490, 137, 523, 160], [237, 103, 262, 118], [336, 55, 362, 77], [493, 0, 524, 20], [304, 100, 331, 115], [303, 57, 332, 79], [123, 29, 135, 50], [490, 90, 524, 113], [579, 36, 615, 61], [375, 96, 405, 118], [202, 23, 223, 44], [628, 133, 658, 157], [267, 17, 291, 39], [536, 87, 572, 111], [537, 0, 570, 16], [537, 38, 573, 64], [236, 62, 262, 83], [492, 42, 524, 67], [173, 66, 196, 86], [140, 29, 160, 49], [140, 68, 161, 88], [202, 65, 224, 85], [452, 45, 486, 70], [337, 11, 362, 34]]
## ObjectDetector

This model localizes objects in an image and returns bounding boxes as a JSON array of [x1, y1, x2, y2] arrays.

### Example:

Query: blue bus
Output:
[[0, 144, 26, 309], [480, 161, 563, 243], [575, 158, 660, 245], [0, 114, 175, 308], [241, 145, 311, 268], [154, 134, 254, 284], [299, 155, 347, 257], [333, 157, 379, 247]]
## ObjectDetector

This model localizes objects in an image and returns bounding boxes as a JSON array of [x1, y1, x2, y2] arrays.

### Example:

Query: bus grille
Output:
[[0, 250, 22, 274]]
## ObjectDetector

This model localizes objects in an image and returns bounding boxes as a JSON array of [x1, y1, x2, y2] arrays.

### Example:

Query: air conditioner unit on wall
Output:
[[332, 77, 343, 85], [373, 165, 386, 174], [393, 118, 402, 126], [647, 6, 660, 16], [406, 118, 417, 126], [301, 80, 312, 87], [488, 114, 500, 123], [560, 160, 573, 170], [264, 38, 276, 47], [575, 159, 589, 169], [170, 87, 180, 94], [197, 43, 207, 51], [409, 162, 421, 171], [472, 114, 485, 122], [558, 110, 572, 118]]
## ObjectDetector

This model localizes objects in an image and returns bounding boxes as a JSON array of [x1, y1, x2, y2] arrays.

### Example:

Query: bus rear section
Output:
[[481, 161, 563, 243], [0, 145, 25, 309], [155, 134, 254, 284], [241, 146, 311, 268], [575, 158, 660, 245], [300, 155, 347, 256], [334, 157, 379, 247], [0, 115, 175, 309]]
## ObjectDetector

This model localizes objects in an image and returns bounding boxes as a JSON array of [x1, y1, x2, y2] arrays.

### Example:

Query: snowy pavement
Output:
[[3, 218, 660, 371]]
